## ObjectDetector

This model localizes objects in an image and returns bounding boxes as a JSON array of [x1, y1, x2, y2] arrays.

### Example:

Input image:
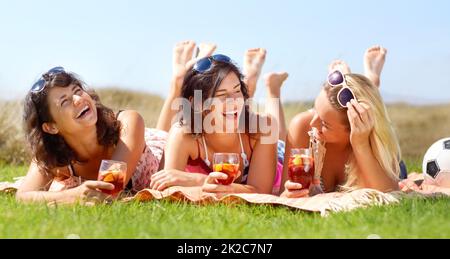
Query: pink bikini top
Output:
[[185, 134, 252, 183]]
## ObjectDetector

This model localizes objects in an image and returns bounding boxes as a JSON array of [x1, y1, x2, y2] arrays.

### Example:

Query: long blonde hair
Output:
[[324, 74, 401, 190]]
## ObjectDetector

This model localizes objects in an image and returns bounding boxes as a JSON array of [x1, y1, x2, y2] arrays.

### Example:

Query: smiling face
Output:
[[309, 89, 350, 144], [181, 59, 250, 135], [210, 72, 245, 130], [44, 84, 98, 135]]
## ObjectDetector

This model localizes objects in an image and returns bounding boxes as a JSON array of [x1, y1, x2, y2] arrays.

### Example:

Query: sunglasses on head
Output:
[[30, 66, 66, 93], [327, 70, 356, 108], [193, 54, 232, 73]]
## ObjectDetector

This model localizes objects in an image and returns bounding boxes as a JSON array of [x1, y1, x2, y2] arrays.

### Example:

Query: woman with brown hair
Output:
[[149, 53, 285, 194], [16, 67, 167, 204]]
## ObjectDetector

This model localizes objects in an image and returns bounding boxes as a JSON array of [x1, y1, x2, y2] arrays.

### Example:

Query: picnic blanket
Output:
[[2, 173, 449, 216]]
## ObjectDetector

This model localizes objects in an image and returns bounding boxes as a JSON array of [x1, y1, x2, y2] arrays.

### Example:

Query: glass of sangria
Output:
[[97, 160, 127, 196], [213, 153, 240, 185], [288, 148, 314, 189]]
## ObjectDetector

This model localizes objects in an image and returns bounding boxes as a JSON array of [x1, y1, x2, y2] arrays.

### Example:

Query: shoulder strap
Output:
[[201, 136, 211, 167], [116, 110, 124, 119], [238, 133, 250, 168], [68, 164, 76, 177]]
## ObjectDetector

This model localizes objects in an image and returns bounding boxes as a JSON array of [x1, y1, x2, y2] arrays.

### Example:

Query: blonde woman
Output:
[[280, 47, 402, 197]]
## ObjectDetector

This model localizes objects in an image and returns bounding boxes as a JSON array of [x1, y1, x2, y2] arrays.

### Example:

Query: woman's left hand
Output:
[[347, 99, 375, 147], [202, 171, 241, 193]]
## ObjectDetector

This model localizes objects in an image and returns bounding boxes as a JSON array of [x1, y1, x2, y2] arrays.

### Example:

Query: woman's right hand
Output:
[[280, 180, 309, 198], [68, 181, 114, 204]]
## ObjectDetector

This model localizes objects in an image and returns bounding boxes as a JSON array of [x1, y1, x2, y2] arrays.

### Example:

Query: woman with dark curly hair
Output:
[[16, 67, 167, 204]]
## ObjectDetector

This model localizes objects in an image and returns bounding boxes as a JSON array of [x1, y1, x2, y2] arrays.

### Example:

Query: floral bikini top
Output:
[[48, 128, 168, 193]]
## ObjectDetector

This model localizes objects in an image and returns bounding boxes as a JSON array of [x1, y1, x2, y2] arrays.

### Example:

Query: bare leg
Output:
[[156, 41, 217, 132], [264, 72, 289, 142], [243, 48, 267, 97], [156, 40, 195, 132], [364, 45, 387, 88]]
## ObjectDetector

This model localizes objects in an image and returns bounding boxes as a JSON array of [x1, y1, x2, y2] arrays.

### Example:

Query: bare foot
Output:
[[172, 40, 196, 81], [196, 43, 217, 59], [183, 42, 217, 73], [328, 60, 351, 74], [264, 72, 289, 98], [364, 45, 387, 88], [172, 41, 217, 94], [172, 42, 217, 78], [243, 48, 267, 97]]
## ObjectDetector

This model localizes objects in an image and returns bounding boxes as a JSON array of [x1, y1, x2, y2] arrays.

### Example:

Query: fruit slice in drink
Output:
[[288, 154, 314, 189], [213, 163, 240, 185], [98, 169, 125, 195]]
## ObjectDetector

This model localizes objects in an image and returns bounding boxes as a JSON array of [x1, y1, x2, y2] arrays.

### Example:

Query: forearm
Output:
[[228, 183, 258, 194], [16, 189, 75, 204], [279, 132, 297, 194], [186, 173, 208, 186], [265, 94, 287, 142], [353, 144, 399, 192], [163, 164, 209, 187], [279, 164, 290, 195]]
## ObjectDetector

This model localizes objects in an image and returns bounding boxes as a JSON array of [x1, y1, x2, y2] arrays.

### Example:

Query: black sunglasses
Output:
[[30, 66, 66, 93], [327, 70, 356, 108], [193, 54, 232, 73]]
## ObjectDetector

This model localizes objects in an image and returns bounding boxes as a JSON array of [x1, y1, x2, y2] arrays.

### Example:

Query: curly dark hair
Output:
[[23, 71, 121, 175], [180, 59, 260, 137]]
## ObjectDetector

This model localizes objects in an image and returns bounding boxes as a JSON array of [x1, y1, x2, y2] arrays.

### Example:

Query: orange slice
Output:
[[213, 164, 223, 172], [223, 164, 237, 172], [300, 155, 313, 165], [112, 170, 122, 179], [292, 155, 303, 166], [102, 173, 115, 183]]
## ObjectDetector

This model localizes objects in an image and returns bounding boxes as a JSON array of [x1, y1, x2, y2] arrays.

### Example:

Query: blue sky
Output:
[[0, 0, 449, 103]]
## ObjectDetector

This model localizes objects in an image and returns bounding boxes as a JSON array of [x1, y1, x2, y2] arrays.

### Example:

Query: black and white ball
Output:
[[422, 138, 450, 187]]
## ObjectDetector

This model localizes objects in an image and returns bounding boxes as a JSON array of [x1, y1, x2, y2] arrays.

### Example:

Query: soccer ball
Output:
[[422, 138, 450, 187]]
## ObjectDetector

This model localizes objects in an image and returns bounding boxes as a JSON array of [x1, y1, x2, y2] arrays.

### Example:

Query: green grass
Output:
[[1, 164, 449, 239]]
